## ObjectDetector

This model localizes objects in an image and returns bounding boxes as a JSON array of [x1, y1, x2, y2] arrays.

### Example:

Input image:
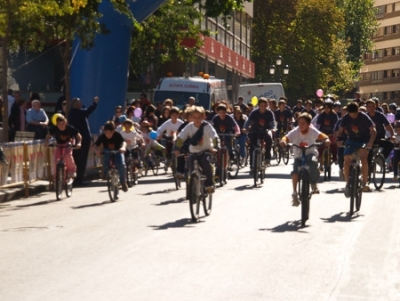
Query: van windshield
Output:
[[154, 91, 211, 109]]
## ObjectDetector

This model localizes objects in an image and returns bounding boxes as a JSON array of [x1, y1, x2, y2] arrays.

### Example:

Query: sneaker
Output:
[[311, 184, 320, 194], [344, 185, 350, 198], [292, 193, 300, 207], [67, 172, 77, 179], [206, 186, 215, 194], [121, 182, 128, 192], [362, 184, 371, 192], [0, 148, 8, 166]]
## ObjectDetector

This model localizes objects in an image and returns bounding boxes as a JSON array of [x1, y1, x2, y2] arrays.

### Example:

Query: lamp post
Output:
[[269, 55, 289, 82]]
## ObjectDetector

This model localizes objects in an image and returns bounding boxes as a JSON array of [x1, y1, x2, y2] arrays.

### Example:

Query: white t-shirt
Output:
[[157, 119, 184, 138], [120, 130, 141, 149], [286, 126, 323, 158], [177, 122, 219, 153]]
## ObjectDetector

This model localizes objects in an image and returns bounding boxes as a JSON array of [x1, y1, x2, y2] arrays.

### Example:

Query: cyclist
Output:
[[303, 99, 316, 119], [233, 106, 248, 163], [140, 121, 165, 168], [274, 98, 293, 141], [243, 97, 276, 173], [94, 121, 128, 192], [45, 114, 82, 179], [280, 112, 330, 206], [336, 102, 376, 195], [333, 101, 342, 118], [156, 106, 184, 170], [292, 99, 305, 114], [334, 106, 348, 180], [315, 99, 339, 169], [175, 107, 194, 177], [366, 99, 394, 163], [120, 118, 144, 170], [174, 106, 220, 194]]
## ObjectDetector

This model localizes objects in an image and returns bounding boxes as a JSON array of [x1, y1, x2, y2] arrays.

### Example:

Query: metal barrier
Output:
[[0, 139, 102, 197]]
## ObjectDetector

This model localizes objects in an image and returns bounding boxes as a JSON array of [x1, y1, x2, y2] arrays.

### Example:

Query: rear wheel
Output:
[[299, 171, 310, 226], [189, 173, 201, 222], [55, 164, 64, 200], [276, 146, 282, 165], [349, 166, 357, 216], [323, 149, 331, 181], [372, 153, 386, 190], [282, 146, 290, 165], [203, 188, 212, 216]]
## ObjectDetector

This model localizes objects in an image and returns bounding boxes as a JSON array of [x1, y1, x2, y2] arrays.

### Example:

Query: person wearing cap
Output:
[[26, 99, 49, 139], [187, 96, 195, 106]]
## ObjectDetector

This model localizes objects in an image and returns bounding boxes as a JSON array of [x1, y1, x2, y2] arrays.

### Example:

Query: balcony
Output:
[[360, 77, 400, 86], [364, 54, 400, 65]]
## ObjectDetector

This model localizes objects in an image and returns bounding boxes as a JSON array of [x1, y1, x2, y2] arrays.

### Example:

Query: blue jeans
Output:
[[103, 150, 126, 184], [236, 134, 247, 158], [292, 154, 319, 184]]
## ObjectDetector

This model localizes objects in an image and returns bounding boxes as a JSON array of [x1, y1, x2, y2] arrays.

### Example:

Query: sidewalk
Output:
[[0, 169, 101, 203]]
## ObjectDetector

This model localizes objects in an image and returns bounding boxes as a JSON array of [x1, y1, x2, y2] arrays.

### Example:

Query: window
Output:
[[376, 5, 385, 17], [392, 69, 400, 77], [386, 4, 393, 13], [385, 26, 392, 35], [385, 48, 391, 56]]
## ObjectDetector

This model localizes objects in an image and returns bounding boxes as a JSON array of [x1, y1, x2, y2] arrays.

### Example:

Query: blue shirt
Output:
[[339, 112, 374, 142], [26, 108, 48, 124]]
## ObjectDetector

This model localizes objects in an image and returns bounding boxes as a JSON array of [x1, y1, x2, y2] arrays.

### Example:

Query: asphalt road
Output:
[[1, 161, 400, 301]]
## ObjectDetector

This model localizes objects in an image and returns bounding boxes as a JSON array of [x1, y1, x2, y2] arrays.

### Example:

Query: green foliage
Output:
[[252, 0, 375, 101]]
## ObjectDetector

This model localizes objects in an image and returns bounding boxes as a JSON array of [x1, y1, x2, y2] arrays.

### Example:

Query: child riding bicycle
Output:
[[280, 113, 330, 206], [45, 115, 82, 179], [94, 121, 128, 192]]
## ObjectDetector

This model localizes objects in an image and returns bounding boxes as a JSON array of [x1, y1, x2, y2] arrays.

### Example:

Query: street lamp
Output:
[[269, 56, 289, 82]]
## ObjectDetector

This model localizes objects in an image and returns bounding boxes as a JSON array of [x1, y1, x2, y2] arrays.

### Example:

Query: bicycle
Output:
[[171, 152, 187, 190], [273, 138, 290, 166], [125, 147, 141, 187], [143, 148, 162, 176], [218, 133, 240, 183], [252, 129, 267, 187], [347, 146, 366, 217], [102, 150, 121, 202], [187, 151, 214, 222], [321, 145, 332, 181], [49, 144, 77, 200], [369, 143, 386, 190], [289, 143, 322, 227]]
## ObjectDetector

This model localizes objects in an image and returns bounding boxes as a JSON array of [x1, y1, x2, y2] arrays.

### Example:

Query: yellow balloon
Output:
[[251, 96, 258, 106], [51, 113, 63, 125]]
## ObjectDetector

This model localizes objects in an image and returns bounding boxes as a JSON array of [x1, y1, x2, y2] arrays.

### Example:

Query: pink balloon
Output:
[[134, 108, 142, 118], [316, 89, 324, 98]]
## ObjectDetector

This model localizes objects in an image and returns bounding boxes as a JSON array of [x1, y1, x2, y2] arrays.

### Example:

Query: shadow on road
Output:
[[16, 199, 59, 208], [385, 184, 399, 190], [325, 188, 344, 194], [264, 173, 292, 180], [234, 184, 259, 191], [154, 198, 186, 206], [149, 218, 198, 230], [321, 212, 363, 223], [142, 188, 177, 196], [137, 178, 171, 185], [71, 200, 111, 209], [260, 220, 308, 233]]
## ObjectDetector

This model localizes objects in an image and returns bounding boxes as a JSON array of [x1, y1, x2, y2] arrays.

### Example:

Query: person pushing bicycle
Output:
[[45, 114, 82, 179], [280, 113, 330, 206]]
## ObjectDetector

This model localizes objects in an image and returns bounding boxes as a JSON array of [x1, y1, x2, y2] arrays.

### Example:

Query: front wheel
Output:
[[282, 146, 290, 165], [372, 153, 386, 190], [107, 170, 119, 202], [298, 171, 310, 226], [228, 149, 240, 179], [253, 149, 259, 186], [189, 173, 201, 222], [55, 164, 64, 200], [349, 166, 357, 216], [126, 162, 134, 188], [203, 189, 212, 216]]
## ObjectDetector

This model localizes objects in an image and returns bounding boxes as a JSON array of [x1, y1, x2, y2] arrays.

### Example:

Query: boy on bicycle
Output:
[[280, 113, 330, 206], [94, 121, 128, 192], [45, 115, 82, 179], [174, 106, 220, 194], [336, 102, 376, 195], [120, 118, 144, 170]]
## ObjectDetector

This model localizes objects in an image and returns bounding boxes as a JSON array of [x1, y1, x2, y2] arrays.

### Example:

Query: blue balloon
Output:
[[149, 131, 157, 140]]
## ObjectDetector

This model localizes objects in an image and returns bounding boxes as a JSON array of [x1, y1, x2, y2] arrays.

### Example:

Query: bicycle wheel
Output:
[[219, 152, 226, 187], [253, 149, 259, 186], [282, 146, 290, 165], [355, 167, 363, 212], [152, 156, 160, 176], [228, 149, 240, 179], [323, 149, 330, 181], [107, 171, 118, 202], [189, 173, 201, 222], [349, 166, 357, 216], [55, 164, 63, 200], [372, 153, 385, 190], [126, 162, 133, 187], [299, 171, 310, 226], [276, 146, 282, 165], [65, 175, 73, 198], [260, 156, 265, 184], [243, 144, 249, 167], [203, 188, 212, 216]]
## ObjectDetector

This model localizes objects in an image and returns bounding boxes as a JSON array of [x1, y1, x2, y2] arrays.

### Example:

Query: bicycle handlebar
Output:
[[288, 142, 323, 149], [48, 144, 78, 149]]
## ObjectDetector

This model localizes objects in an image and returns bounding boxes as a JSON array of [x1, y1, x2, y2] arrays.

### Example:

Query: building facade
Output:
[[360, 0, 400, 103]]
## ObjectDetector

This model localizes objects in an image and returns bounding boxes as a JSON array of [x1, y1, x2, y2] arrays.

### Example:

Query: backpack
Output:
[[190, 121, 208, 146]]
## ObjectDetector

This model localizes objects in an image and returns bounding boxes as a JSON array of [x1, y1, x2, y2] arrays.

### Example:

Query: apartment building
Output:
[[360, 0, 400, 103]]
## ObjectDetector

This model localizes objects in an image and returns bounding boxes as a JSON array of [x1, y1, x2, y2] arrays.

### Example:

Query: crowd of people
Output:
[[1, 89, 400, 207]]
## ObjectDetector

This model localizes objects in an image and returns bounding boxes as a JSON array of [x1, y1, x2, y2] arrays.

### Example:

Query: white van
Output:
[[238, 83, 285, 104], [154, 75, 228, 110]]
